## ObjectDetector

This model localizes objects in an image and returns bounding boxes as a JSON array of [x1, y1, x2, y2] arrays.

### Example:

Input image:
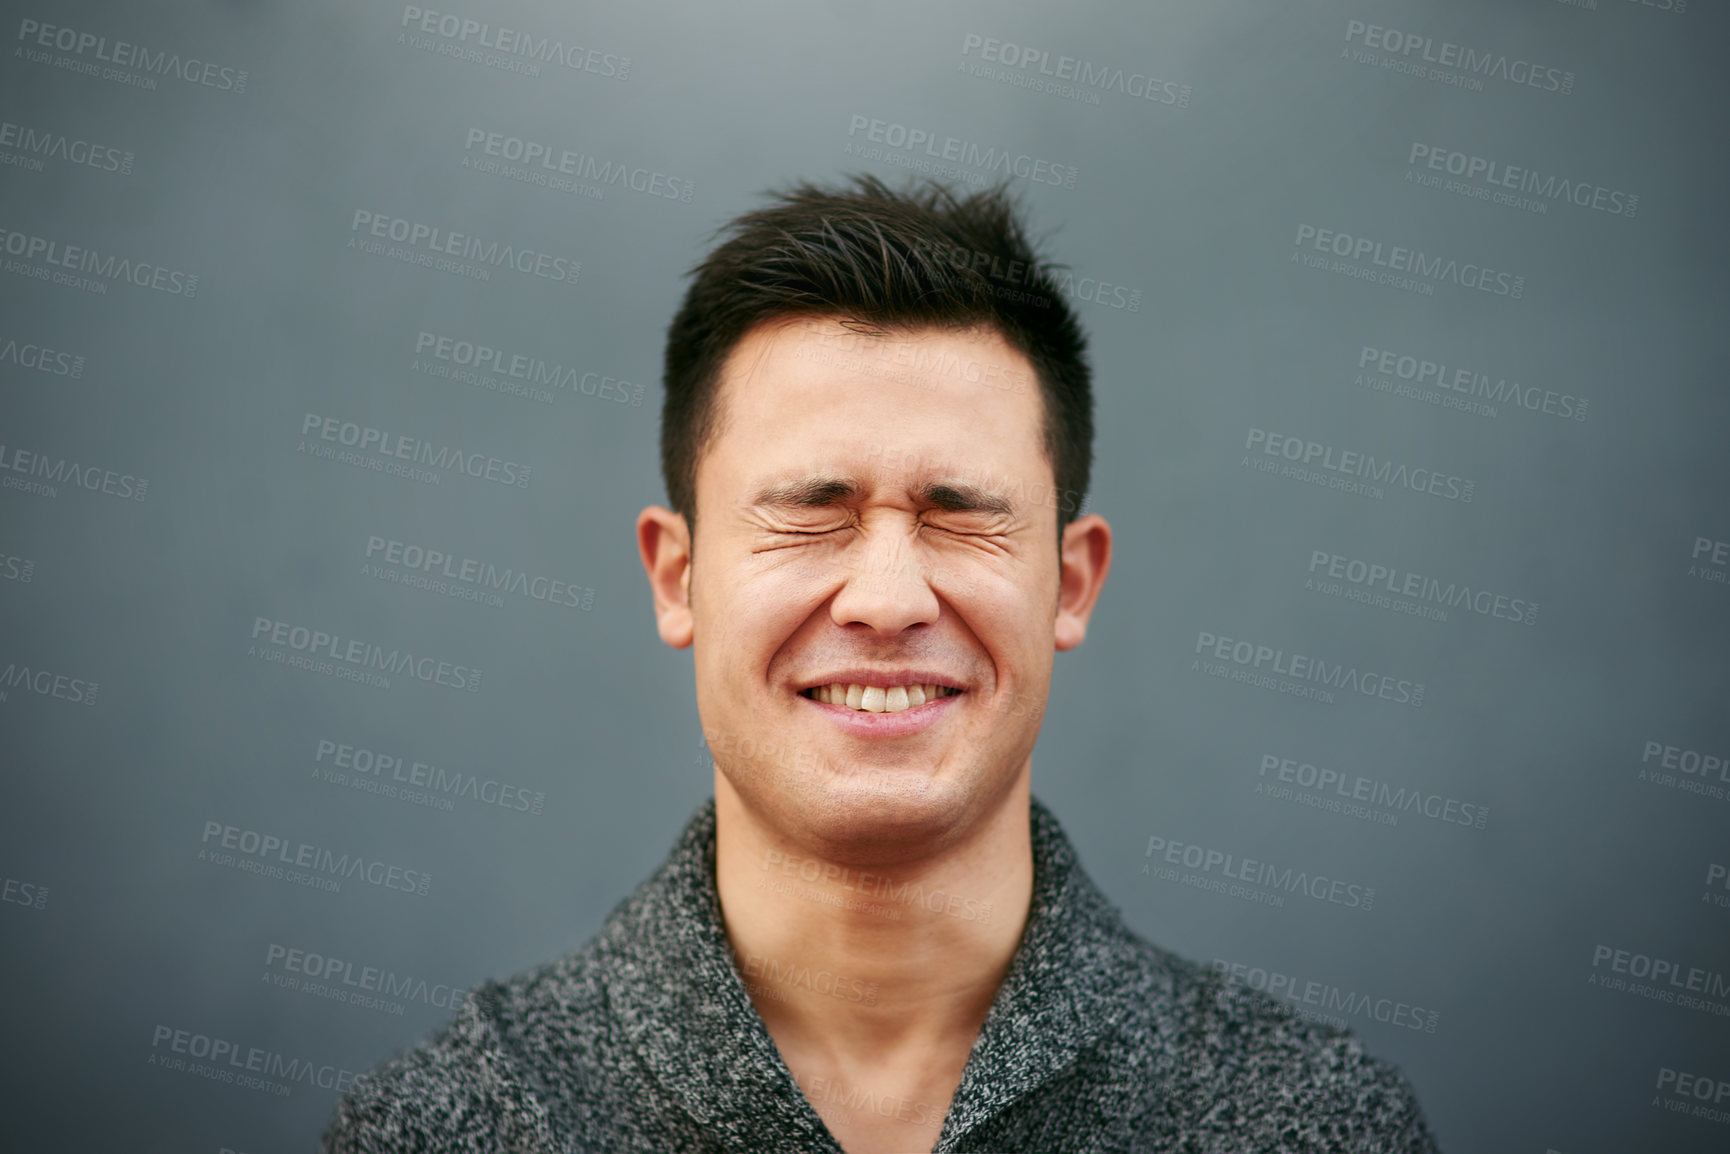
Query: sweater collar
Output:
[[602, 795, 1149, 1151]]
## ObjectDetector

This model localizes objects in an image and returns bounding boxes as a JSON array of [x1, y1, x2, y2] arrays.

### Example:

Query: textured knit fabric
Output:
[[320, 796, 1441, 1153]]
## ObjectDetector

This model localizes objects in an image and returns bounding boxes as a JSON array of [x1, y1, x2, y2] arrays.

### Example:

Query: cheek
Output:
[[751, 569, 826, 624], [702, 572, 816, 664], [966, 566, 1050, 627], [997, 590, 1061, 675]]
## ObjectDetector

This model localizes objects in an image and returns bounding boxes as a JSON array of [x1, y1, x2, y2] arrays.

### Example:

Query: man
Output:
[[321, 174, 1440, 1153]]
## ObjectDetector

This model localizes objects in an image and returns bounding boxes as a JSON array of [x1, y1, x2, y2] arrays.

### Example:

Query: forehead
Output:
[[701, 316, 1050, 496]]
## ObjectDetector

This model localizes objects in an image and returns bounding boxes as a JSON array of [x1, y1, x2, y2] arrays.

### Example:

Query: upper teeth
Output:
[[805, 683, 959, 712]]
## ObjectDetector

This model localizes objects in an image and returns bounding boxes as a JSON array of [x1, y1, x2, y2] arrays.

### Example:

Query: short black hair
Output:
[[659, 172, 1093, 546]]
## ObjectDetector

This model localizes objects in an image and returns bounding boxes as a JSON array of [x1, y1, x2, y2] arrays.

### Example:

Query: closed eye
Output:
[[922, 519, 1002, 537], [760, 527, 852, 542]]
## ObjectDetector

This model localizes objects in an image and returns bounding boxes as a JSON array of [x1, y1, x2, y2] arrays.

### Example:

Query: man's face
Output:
[[652, 316, 1096, 856]]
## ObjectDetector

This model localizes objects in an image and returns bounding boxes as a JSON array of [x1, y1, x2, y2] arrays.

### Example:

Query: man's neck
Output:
[[713, 772, 1036, 1142]]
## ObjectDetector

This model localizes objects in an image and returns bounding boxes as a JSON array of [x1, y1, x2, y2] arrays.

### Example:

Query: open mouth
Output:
[[801, 683, 963, 714]]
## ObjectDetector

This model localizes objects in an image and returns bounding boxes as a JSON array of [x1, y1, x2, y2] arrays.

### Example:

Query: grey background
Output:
[[1, 0, 1726, 1151]]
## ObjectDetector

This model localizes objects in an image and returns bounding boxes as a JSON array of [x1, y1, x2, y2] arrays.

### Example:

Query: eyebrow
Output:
[[749, 475, 1016, 518]]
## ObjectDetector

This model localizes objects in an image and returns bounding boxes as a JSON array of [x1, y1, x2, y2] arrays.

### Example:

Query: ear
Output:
[[637, 505, 694, 648], [1054, 513, 1112, 652]]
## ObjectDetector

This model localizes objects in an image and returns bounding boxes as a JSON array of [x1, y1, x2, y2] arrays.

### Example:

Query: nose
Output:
[[825, 531, 941, 636]]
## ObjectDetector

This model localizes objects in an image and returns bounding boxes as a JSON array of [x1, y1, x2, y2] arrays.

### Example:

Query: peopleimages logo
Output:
[[348, 210, 579, 285], [0, 225, 198, 296], [1589, 943, 1730, 1017], [1243, 427, 1475, 504], [0, 441, 146, 502], [1193, 629, 1426, 708], [1654, 1066, 1730, 1127], [364, 535, 593, 611], [738, 951, 880, 1007], [1293, 223, 1525, 299], [412, 330, 644, 406], [0, 550, 34, 584], [0, 119, 134, 175], [199, 820, 433, 897], [1703, 863, 1730, 911], [0, 333, 85, 378], [1143, 835, 1376, 911], [264, 942, 469, 1014], [298, 412, 531, 489], [1689, 536, 1730, 588], [1256, 753, 1490, 831], [1211, 957, 1440, 1034], [957, 33, 1191, 108], [147, 1025, 364, 1099], [1356, 344, 1587, 423], [791, 1068, 941, 1131], [248, 616, 482, 693], [462, 128, 692, 202], [1342, 19, 1575, 95], [0, 659, 98, 706], [1406, 142, 1637, 218], [1306, 549, 1538, 626], [1639, 738, 1729, 802], [313, 737, 547, 816], [15, 18, 249, 92], [845, 114, 1079, 190], [2, 874, 48, 910], [397, 6, 629, 79]]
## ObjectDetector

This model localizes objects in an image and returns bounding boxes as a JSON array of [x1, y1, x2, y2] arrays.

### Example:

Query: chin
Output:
[[747, 762, 1002, 857]]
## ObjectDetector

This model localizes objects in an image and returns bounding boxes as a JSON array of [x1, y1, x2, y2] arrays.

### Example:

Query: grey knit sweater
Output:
[[320, 797, 1440, 1152]]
